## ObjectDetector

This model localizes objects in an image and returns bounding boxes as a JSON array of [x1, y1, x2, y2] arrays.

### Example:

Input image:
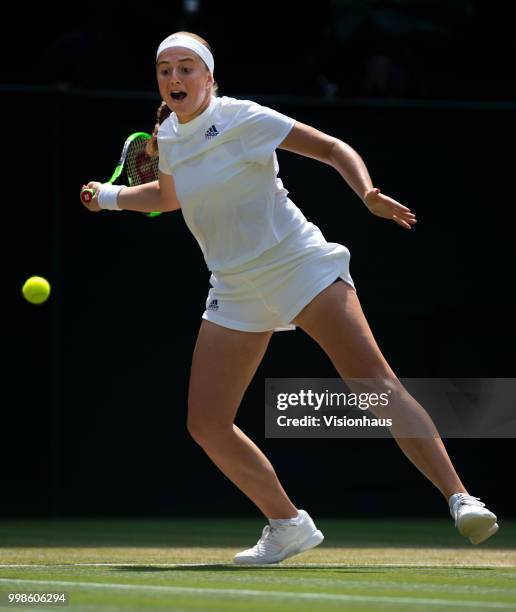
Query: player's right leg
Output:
[[187, 319, 323, 563]]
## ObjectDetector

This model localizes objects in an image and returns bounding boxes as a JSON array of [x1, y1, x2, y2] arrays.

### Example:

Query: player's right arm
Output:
[[81, 172, 180, 213]]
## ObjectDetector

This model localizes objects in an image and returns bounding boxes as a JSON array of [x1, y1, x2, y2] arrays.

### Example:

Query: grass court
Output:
[[0, 518, 515, 611]]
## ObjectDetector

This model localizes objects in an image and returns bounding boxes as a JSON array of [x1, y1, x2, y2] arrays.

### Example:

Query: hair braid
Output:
[[146, 101, 172, 158]]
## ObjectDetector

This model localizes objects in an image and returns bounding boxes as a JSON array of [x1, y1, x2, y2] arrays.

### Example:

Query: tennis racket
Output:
[[81, 132, 161, 218]]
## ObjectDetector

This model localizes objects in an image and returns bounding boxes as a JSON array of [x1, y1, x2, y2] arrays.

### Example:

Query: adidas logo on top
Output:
[[208, 298, 219, 311], [205, 125, 219, 140]]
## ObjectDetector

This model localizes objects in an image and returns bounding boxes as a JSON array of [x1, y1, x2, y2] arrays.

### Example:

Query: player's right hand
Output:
[[81, 181, 102, 212]]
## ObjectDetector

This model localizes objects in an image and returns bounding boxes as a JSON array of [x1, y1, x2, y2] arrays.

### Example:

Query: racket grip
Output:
[[80, 188, 96, 204]]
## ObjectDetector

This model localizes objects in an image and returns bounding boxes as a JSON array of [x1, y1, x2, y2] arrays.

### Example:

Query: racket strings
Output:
[[126, 138, 159, 186]]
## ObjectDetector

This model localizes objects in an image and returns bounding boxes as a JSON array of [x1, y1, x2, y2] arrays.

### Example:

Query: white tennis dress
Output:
[[158, 95, 355, 332]]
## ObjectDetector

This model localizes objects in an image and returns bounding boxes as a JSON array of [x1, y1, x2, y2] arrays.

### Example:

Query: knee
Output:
[[186, 411, 210, 446], [374, 378, 421, 422], [187, 406, 232, 449], [348, 376, 406, 418], [369, 377, 405, 418]]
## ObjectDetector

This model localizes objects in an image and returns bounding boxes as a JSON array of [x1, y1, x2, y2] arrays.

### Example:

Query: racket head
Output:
[[111, 132, 161, 217], [80, 133, 161, 215], [113, 132, 159, 187]]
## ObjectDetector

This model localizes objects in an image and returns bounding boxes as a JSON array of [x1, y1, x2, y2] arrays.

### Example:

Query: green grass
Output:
[[0, 518, 515, 611]]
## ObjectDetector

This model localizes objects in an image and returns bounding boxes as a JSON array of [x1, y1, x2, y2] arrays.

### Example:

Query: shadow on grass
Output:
[[111, 564, 500, 573]]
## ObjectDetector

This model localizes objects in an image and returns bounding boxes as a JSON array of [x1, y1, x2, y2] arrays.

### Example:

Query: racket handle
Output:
[[80, 188, 96, 204]]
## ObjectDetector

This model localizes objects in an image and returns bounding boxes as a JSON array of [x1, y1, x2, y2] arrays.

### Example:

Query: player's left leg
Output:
[[292, 280, 498, 544]]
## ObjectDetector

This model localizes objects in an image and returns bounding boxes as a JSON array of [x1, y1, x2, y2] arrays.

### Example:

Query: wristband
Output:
[[98, 184, 125, 211]]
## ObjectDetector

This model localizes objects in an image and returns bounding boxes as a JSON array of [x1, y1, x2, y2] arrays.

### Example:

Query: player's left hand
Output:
[[363, 188, 417, 230]]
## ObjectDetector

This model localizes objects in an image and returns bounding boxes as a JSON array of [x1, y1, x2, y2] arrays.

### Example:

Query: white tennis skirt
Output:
[[202, 221, 355, 332]]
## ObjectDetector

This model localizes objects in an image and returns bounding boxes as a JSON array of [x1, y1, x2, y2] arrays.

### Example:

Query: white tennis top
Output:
[[158, 96, 307, 272]]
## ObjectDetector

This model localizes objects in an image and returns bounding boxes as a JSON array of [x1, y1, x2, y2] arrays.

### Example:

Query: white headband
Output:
[[156, 34, 214, 74]]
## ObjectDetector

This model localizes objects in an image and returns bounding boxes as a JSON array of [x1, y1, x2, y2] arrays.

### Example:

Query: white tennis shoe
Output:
[[233, 509, 324, 565], [449, 493, 499, 544]]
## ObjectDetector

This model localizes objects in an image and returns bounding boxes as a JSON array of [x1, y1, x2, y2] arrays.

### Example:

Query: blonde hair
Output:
[[147, 31, 219, 157]]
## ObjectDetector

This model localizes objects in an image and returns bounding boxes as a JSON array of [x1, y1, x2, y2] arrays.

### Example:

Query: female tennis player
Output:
[[81, 31, 499, 564]]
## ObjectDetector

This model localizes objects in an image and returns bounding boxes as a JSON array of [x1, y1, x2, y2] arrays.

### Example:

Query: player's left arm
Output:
[[278, 121, 416, 229]]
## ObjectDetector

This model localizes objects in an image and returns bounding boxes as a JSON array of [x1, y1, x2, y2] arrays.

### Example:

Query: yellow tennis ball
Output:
[[22, 276, 51, 304]]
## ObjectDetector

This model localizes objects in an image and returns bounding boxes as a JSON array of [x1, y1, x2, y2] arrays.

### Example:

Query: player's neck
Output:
[[177, 93, 213, 124]]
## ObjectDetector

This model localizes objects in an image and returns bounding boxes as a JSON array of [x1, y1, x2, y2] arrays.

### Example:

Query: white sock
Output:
[[269, 510, 301, 527], [448, 493, 467, 510]]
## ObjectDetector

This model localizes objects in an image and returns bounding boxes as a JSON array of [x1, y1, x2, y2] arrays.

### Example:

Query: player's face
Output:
[[156, 47, 213, 123]]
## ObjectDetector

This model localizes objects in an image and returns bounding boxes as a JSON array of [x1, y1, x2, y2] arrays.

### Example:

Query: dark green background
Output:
[[3, 0, 515, 519], [4, 91, 514, 517]]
